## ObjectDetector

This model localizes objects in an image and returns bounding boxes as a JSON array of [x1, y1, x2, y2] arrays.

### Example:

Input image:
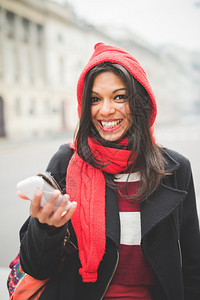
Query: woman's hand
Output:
[[17, 190, 77, 227]]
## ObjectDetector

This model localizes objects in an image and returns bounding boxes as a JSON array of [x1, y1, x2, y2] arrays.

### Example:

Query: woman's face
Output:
[[90, 71, 132, 142]]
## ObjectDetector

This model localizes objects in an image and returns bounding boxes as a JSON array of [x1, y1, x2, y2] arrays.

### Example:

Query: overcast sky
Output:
[[62, 0, 200, 51]]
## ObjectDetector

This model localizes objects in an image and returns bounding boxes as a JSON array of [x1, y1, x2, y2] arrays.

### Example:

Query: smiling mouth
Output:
[[98, 119, 122, 129]]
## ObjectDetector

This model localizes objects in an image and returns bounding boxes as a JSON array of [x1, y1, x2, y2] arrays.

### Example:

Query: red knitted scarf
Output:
[[66, 137, 135, 282]]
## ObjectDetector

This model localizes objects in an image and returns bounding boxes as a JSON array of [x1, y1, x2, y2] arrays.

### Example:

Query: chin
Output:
[[100, 133, 124, 142]]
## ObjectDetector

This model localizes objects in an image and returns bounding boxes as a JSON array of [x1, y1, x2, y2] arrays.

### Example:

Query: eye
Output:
[[90, 97, 100, 103], [114, 94, 128, 101]]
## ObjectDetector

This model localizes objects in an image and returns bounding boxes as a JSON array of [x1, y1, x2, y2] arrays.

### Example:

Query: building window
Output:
[[29, 98, 36, 115], [52, 105, 59, 114], [37, 24, 43, 47], [6, 11, 15, 39], [57, 33, 63, 43], [14, 49, 19, 82], [22, 18, 30, 43]]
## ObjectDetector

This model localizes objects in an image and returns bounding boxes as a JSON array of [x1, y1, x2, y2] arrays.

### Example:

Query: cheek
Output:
[[120, 103, 131, 118]]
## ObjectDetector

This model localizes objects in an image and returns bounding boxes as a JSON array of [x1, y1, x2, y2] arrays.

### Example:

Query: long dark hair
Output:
[[75, 62, 167, 201]]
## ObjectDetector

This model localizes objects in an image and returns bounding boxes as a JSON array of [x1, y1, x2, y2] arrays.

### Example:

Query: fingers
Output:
[[51, 194, 70, 219], [51, 196, 77, 227], [30, 190, 77, 227], [30, 190, 44, 217], [37, 191, 62, 224]]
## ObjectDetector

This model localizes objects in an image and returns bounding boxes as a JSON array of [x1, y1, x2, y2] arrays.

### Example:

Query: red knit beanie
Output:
[[77, 42, 157, 125]]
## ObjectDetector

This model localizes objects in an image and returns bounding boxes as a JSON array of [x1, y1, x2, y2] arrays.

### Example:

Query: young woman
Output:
[[17, 43, 200, 299]]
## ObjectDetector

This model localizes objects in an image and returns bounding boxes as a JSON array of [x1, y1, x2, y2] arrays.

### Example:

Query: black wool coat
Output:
[[19, 145, 200, 300]]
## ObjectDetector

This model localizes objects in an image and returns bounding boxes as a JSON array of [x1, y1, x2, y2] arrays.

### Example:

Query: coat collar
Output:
[[105, 148, 188, 246], [141, 184, 187, 238], [162, 148, 180, 172], [141, 149, 187, 238]]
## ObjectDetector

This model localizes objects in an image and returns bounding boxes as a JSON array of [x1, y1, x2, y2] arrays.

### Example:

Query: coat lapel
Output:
[[141, 184, 187, 238]]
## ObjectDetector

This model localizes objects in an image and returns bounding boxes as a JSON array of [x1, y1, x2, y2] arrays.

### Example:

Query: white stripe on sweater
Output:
[[119, 212, 141, 245], [114, 172, 140, 182]]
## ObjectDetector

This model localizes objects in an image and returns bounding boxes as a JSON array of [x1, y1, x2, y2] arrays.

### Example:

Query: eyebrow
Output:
[[91, 88, 127, 95]]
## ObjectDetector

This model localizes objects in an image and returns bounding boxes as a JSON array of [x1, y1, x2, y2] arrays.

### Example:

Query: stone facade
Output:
[[0, 0, 111, 138]]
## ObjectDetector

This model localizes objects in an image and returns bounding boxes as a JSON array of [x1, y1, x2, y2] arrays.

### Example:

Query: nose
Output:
[[100, 99, 115, 116]]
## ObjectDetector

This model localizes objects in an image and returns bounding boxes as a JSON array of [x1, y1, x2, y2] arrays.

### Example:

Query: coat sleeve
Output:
[[19, 144, 74, 279], [180, 168, 200, 298], [20, 217, 67, 279]]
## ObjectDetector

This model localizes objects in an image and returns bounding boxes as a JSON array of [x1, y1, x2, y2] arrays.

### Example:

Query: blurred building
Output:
[[0, 0, 111, 138], [0, 0, 200, 139]]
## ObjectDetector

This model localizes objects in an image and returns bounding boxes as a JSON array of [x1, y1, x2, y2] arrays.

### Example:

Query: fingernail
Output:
[[35, 190, 42, 197], [52, 190, 61, 197], [63, 194, 70, 202]]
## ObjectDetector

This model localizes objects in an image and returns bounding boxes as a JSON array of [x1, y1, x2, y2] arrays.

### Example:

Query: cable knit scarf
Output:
[[66, 137, 135, 282]]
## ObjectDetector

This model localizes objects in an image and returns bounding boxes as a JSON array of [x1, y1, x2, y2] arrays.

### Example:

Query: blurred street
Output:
[[0, 132, 73, 299], [0, 123, 200, 299]]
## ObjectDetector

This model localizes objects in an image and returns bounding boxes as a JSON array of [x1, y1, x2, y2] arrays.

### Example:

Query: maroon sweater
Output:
[[104, 172, 154, 299]]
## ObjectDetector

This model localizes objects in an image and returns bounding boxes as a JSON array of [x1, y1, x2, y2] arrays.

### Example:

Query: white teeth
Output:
[[101, 120, 121, 129]]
